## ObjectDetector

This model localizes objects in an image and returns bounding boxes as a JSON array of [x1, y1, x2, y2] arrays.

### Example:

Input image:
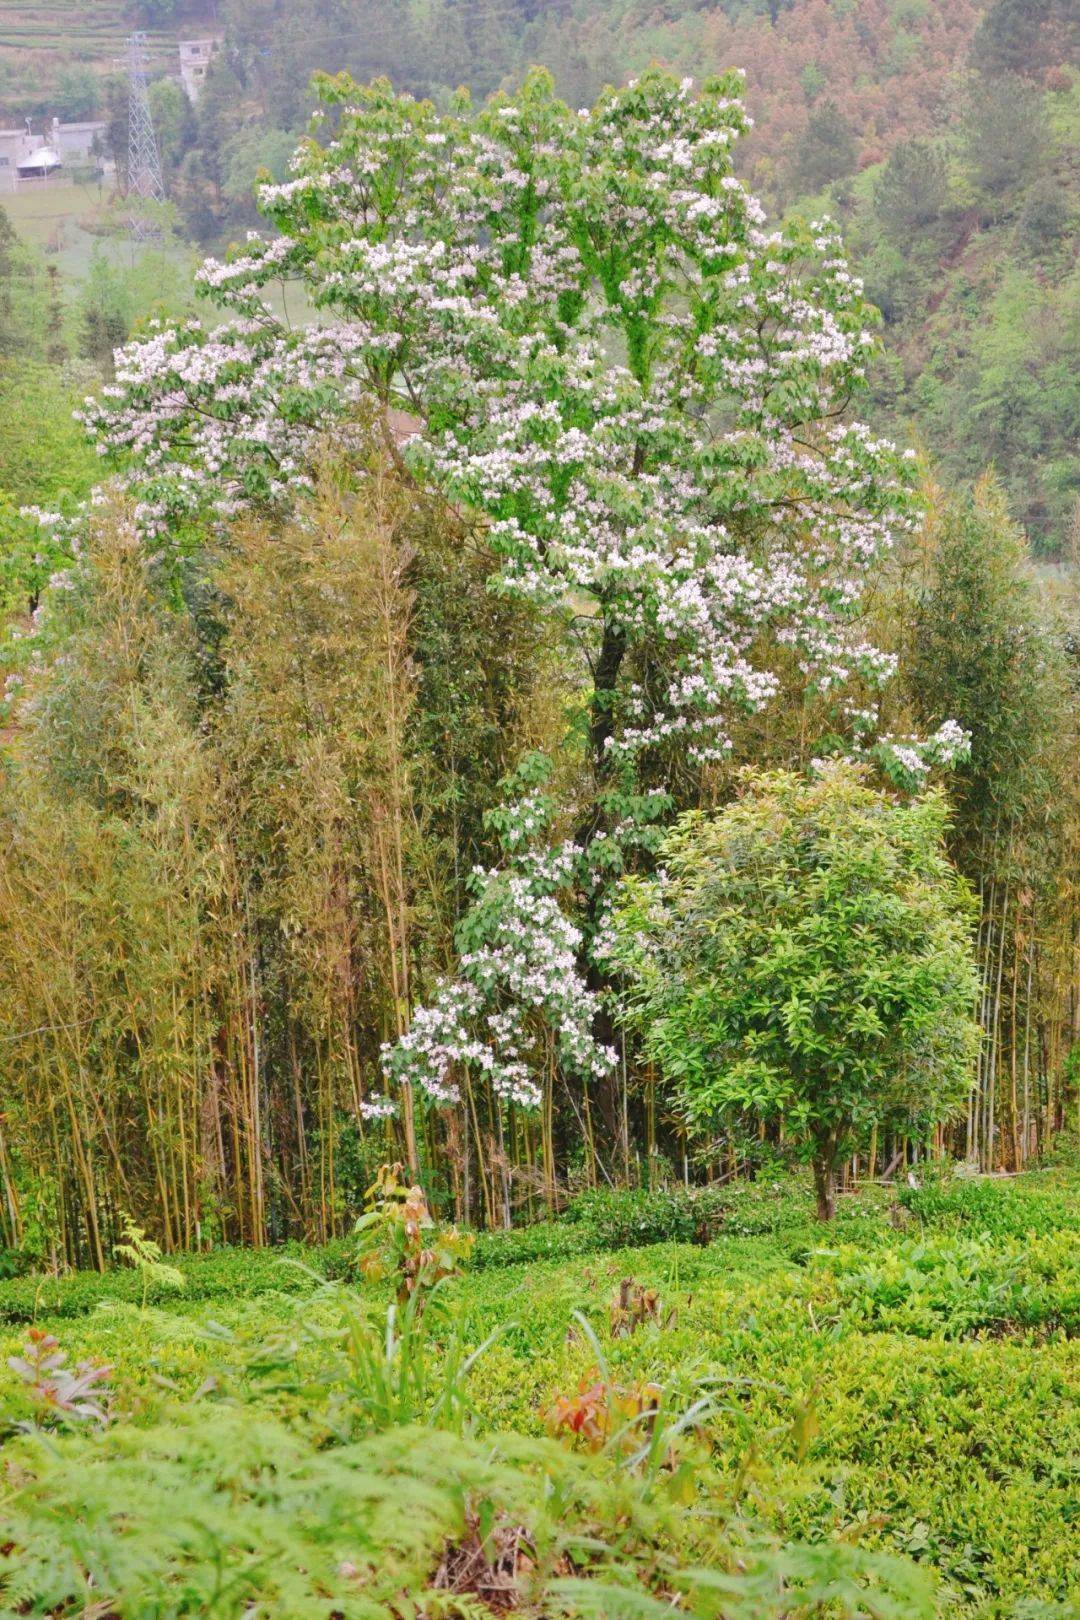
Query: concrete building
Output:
[[179, 38, 218, 102], [53, 120, 107, 164], [16, 144, 61, 179], [0, 118, 106, 191]]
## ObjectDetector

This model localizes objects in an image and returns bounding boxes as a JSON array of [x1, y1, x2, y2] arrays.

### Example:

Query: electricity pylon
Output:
[[125, 32, 166, 243]]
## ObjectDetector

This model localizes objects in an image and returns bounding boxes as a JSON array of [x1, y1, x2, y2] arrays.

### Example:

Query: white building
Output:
[[53, 120, 107, 164], [0, 118, 107, 192], [179, 38, 218, 103], [16, 144, 61, 179]]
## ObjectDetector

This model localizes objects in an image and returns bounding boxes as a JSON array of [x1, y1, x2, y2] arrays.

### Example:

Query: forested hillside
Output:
[[4, 0, 1074, 553], [0, 14, 1078, 1615], [178, 0, 986, 197], [149, 0, 993, 231]]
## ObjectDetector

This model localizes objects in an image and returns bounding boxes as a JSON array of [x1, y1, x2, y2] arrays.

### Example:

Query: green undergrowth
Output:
[[1, 1162, 1077, 1616], [0, 1409, 940, 1620], [899, 1171, 1080, 1239], [816, 1230, 1079, 1339], [6, 1155, 1073, 1328], [0, 1174, 891, 1324]]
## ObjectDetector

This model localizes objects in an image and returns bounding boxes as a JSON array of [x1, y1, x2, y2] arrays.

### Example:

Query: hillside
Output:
[[837, 58, 1079, 554], [0, 0, 214, 121], [521, 0, 987, 198], [871, 231, 1078, 558], [3, 0, 987, 190], [168, 0, 991, 207]]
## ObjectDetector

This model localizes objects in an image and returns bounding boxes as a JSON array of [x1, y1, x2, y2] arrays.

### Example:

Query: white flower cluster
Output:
[[875, 719, 971, 786], [381, 796, 614, 1109], [76, 318, 374, 543], [358, 1094, 398, 1122]]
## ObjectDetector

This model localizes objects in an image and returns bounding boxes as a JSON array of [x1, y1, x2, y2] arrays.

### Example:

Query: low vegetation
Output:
[[1, 1157, 1076, 1615]]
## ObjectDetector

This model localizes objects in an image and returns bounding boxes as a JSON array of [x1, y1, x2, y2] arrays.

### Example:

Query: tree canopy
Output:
[[604, 767, 982, 1217]]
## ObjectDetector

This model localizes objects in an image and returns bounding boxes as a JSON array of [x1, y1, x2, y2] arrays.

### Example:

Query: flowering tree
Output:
[[69, 69, 965, 1132], [383, 753, 611, 1111]]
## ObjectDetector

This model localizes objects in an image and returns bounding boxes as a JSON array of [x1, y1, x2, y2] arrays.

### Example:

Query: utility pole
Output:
[[125, 31, 166, 244]]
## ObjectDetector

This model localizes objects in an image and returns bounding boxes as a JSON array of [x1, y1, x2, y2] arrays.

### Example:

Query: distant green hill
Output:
[[2, 0, 1076, 549], [821, 62, 1079, 554], [0, 0, 212, 122]]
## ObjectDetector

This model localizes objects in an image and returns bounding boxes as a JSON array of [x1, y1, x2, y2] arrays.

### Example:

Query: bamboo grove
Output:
[[899, 481, 1080, 1171], [1, 466, 1075, 1266], [1, 73, 1077, 1267]]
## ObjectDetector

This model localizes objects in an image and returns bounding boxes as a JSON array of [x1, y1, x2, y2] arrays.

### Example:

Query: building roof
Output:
[[17, 146, 61, 172]]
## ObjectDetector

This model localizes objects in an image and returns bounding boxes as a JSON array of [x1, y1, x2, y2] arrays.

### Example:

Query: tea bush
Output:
[[817, 1232, 1079, 1338], [899, 1173, 1080, 1240], [476, 1175, 892, 1264], [1, 1160, 1078, 1615], [0, 1178, 856, 1323], [5, 1167, 1061, 1327], [0, 1275, 939, 1619], [0, 1242, 353, 1326]]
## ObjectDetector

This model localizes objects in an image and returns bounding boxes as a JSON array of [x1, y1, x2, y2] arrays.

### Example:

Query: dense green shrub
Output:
[[0, 1243, 350, 1326], [899, 1174, 1080, 1239], [818, 1232, 1079, 1339], [472, 1182, 827, 1265], [0, 1407, 935, 1619], [0, 1247, 32, 1281], [0, 1181, 864, 1323], [562, 1187, 701, 1245], [5, 1167, 1073, 1325], [471, 1220, 597, 1270], [2, 1211, 702, 1325], [606, 770, 980, 1221]]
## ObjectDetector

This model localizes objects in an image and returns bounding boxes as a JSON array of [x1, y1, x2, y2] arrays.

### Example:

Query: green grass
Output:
[[1, 177, 199, 288], [2, 1162, 1077, 1616]]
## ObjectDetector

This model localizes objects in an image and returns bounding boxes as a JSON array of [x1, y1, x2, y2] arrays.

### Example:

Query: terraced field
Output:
[[0, 1, 211, 120]]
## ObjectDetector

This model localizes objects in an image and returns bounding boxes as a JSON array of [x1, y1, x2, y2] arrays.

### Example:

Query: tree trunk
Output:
[[576, 614, 629, 1159], [812, 1151, 836, 1222]]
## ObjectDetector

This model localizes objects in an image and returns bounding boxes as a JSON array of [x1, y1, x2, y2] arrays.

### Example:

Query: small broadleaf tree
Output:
[[603, 767, 981, 1218]]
